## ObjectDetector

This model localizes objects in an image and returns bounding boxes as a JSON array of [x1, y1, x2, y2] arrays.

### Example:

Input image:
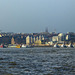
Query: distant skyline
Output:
[[0, 0, 75, 33]]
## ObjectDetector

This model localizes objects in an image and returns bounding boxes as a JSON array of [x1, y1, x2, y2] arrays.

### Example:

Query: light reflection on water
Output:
[[0, 47, 75, 75]]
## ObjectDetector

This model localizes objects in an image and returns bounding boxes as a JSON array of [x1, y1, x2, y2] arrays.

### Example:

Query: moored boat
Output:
[[8, 44, 21, 48], [0, 44, 7, 48], [0, 44, 3, 48], [16, 45, 21, 48], [21, 44, 33, 48], [8, 44, 17, 48], [21, 44, 27, 48], [54, 44, 60, 48], [67, 44, 74, 48], [61, 44, 67, 48]]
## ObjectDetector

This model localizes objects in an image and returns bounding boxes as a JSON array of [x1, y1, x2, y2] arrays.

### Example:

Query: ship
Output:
[[21, 44, 27, 48], [67, 44, 74, 48], [21, 44, 33, 48], [8, 44, 21, 48], [16, 45, 21, 48], [61, 44, 67, 48], [54, 44, 60, 48], [0, 44, 7, 48]]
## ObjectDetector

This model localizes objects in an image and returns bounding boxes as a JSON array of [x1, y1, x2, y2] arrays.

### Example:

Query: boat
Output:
[[61, 44, 67, 48], [0, 44, 7, 48], [8, 44, 21, 48], [16, 45, 21, 48], [8, 44, 17, 48], [21, 44, 33, 48], [67, 44, 74, 48], [21, 44, 27, 48], [0, 44, 3, 48], [54, 44, 60, 48]]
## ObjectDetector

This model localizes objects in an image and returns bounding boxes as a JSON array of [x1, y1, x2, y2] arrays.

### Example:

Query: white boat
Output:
[[54, 44, 60, 48], [21, 44, 26, 48], [67, 44, 74, 48], [21, 44, 33, 48], [61, 44, 67, 48]]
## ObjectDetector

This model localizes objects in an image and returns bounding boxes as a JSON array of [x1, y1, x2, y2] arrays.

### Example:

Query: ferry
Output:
[[8, 44, 16, 48], [8, 44, 21, 48]]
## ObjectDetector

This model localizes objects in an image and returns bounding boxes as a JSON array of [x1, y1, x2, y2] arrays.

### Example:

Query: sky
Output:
[[0, 0, 75, 33]]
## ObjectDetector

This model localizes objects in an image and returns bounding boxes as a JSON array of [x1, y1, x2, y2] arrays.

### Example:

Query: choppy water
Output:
[[0, 47, 75, 75]]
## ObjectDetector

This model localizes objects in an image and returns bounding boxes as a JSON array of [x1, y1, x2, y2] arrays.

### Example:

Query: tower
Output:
[[45, 27, 48, 33], [11, 37, 15, 44]]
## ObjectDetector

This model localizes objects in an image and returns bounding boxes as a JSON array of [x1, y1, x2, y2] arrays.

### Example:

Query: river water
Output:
[[0, 47, 75, 75]]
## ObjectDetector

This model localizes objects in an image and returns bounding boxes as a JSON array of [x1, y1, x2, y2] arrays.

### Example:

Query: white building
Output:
[[52, 36, 58, 42]]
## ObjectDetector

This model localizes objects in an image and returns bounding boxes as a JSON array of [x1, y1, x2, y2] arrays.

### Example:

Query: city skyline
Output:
[[0, 0, 75, 33]]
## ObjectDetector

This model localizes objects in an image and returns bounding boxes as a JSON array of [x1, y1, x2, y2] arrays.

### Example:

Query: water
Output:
[[0, 47, 75, 75]]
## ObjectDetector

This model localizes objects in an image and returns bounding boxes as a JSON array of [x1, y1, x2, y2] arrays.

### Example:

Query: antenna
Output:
[[54, 29, 56, 33]]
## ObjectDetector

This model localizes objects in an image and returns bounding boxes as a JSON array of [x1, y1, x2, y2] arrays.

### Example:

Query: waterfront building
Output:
[[0, 36, 11, 45], [66, 35, 70, 41], [26, 36, 30, 45], [48, 41, 53, 45], [52, 36, 58, 42], [26, 35, 34, 45], [39, 35, 42, 41], [11, 37, 15, 44], [0, 32, 74, 46], [12, 34, 26, 44], [42, 35, 45, 40], [58, 33, 65, 43], [34, 35, 41, 44], [66, 32, 75, 42], [36, 36, 39, 41], [0, 34, 2, 37], [30, 36, 32, 44], [33, 37, 36, 43], [35, 40, 41, 45]]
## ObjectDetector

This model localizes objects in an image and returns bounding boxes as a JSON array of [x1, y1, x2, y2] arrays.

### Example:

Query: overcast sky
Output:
[[0, 0, 75, 33]]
